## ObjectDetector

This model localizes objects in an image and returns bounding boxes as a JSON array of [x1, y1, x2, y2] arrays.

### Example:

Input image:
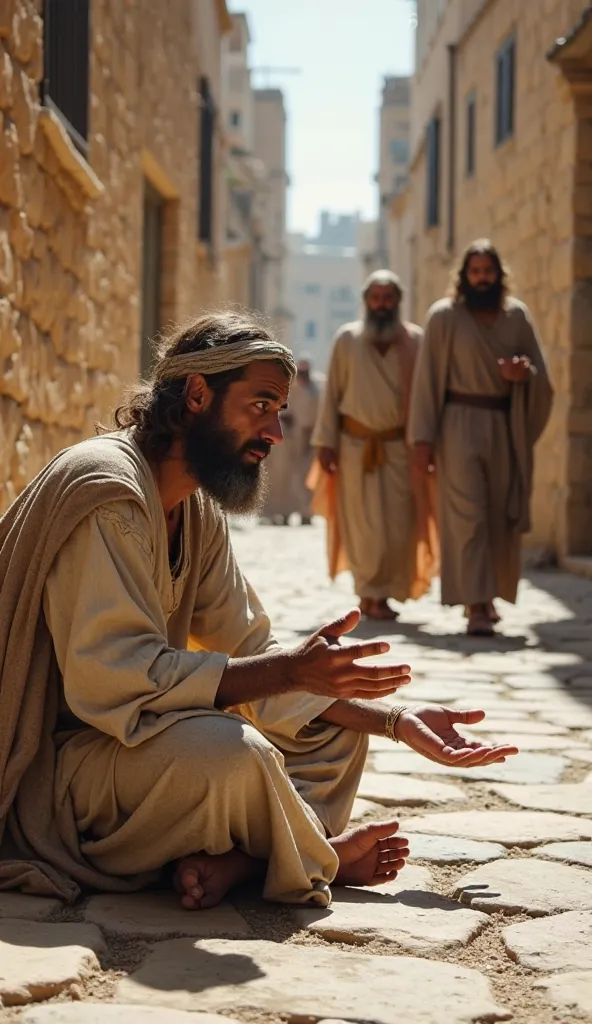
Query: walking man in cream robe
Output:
[[409, 239, 553, 636], [264, 357, 321, 525], [311, 270, 438, 621], [0, 310, 516, 911]]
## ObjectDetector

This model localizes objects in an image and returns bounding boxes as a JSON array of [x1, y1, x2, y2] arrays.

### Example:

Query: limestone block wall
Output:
[[0, 0, 200, 513], [409, 0, 587, 555]]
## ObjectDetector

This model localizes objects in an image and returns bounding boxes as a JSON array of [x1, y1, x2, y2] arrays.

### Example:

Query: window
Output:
[[303, 283, 321, 295], [466, 91, 476, 177], [305, 320, 317, 340], [330, 286, 354, 303], [495, 34, 515, 146], [229, 110, 241, 128], [394, 174, 408, 193], [140, 181, 164, 375], [426, 116, 441, 227], [390, 139, 410, 164], [199, 77, 216, 243], [42, 0, 90, 153]]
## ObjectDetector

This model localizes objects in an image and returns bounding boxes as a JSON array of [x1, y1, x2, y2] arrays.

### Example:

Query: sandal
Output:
[[467, 613, 494, 636]]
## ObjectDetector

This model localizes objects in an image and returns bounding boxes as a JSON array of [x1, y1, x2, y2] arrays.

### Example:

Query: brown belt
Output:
[[340, 415, 405, 473], [445, 390, 511, 412]]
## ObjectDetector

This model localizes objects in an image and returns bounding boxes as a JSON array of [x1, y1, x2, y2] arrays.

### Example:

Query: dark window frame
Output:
[[466, 90, 476, 177], [495, 33, 515, 146], [199, 76, 216, 244], [426, 115, 441, 228], [42, 0, 91, 155]]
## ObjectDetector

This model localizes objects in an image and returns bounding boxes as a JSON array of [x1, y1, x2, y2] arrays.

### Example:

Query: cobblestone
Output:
[[3, 521, 592, 1023]]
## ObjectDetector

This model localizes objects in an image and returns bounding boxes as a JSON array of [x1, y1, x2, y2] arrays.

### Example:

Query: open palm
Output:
[[395, 705, 519, 767]]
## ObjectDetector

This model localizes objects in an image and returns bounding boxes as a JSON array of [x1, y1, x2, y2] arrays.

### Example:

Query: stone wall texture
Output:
[[408, 0, 591, 558], [0, 0, 208, 512]]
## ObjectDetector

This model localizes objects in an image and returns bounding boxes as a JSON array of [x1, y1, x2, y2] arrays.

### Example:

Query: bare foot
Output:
[[330, 819, 410, 887], [174, 848, 261, 910], [360, 598, 399, 621]]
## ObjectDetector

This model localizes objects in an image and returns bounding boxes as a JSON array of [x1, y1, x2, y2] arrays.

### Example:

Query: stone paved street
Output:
[[3, 520, 592, 1022]]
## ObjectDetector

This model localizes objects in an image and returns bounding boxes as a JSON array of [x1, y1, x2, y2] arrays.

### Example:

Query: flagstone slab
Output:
[[568, 747, 592, 763], [22, 1008, 241, 1024], [348, 797, 382, 821], [488, 733, 576, 751], [534, 971, 592, 1016], [532, 841, 592, 868], [546, 709, 592, 729], [400, 810, 592, 846], [502, 673, 563, 690], [502, 911, 592, 971], [465, 719, 568, 735], [406, 833, 508, 864], [489, 781, 592, 815], [0, 920, 105, 1007], [455, 858, 592, 915], [346, 865, 433, 895], [116, 937, 512, 1023], [84, 893, 251, 938], [293, 888, 490, 953], [0, 893, 60, 921], [374, 751, 566, 785], [358, 772, 467, 806]]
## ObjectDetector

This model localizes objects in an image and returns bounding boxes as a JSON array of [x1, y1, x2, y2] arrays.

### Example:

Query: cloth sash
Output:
[[339, 415, 406, 473]]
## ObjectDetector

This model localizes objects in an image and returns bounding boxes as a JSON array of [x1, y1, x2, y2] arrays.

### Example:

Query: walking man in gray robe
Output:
[[409, 239, 553, 636]]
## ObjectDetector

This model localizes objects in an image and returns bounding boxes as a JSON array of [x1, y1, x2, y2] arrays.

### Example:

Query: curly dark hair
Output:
[[448, 238, 513, 305], [102, 310, 277, 461]]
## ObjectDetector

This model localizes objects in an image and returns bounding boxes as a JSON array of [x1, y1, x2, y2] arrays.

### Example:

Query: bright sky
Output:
[[228, 0, 416, 236]]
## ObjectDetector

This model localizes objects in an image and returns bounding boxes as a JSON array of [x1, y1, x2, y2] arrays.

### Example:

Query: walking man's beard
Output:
[[462, 279, 503, 311], [365, 306, 399, 340], [182, 408, 270, 515]]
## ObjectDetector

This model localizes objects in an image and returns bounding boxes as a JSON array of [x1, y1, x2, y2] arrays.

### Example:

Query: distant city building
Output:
[[286, 213, 361, 370], [376, 75, 411, 267]]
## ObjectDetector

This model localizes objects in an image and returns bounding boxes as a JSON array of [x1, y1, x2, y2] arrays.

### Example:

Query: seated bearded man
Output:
[[0, 311, 517, 910]]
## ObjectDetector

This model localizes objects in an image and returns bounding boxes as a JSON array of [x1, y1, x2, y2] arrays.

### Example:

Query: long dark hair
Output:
[[448, 238, 512, 305], [101, 310, 275, 461]]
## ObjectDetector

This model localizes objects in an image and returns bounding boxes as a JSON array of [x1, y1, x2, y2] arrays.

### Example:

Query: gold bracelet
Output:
[[385, 704, 407, 742]]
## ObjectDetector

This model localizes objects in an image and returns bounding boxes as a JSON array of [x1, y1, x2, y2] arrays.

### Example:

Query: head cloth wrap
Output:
[[153, 338, 297, 383], [362, 269, 404, 297]]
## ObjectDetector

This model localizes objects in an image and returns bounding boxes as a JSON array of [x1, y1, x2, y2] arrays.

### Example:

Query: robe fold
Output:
[[0, 432, 366, 904], [311, 320, 438, 601], [408, 298, 554, 606]]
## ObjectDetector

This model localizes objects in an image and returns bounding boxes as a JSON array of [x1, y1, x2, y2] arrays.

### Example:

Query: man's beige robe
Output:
[[408, 298, 553, 606], [311, 320, 437, 602], [0, 433, 367, 904], [264, 376, 321, 521]]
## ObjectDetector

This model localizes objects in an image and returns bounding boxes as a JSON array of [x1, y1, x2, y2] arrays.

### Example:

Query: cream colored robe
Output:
[[264, 376, 321, 521], [0, 433, 366, 904], [312, 320, 425, 601], [408, 298, 553, 606]]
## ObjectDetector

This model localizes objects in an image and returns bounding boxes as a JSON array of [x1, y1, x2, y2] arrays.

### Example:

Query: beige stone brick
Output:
[[0, 297, 20, 360], [0, 0, 12, 39], [21, 153, 43, 226], [11, 1, 41, 65], [9, 207, 33, 259], [0, 40, 13, 108], [0, 114, 22, 207], [12, 65, 37, 154]]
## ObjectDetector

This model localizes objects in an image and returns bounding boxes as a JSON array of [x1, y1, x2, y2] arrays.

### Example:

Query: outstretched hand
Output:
[[289, 609, 411, 701], [394, 705, 519, 767]]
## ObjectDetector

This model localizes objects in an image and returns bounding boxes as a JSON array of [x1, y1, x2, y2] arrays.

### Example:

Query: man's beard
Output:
[[182, 407, 270, 515], [365, 307, 399, 340], [462, 279, 503, 311]]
